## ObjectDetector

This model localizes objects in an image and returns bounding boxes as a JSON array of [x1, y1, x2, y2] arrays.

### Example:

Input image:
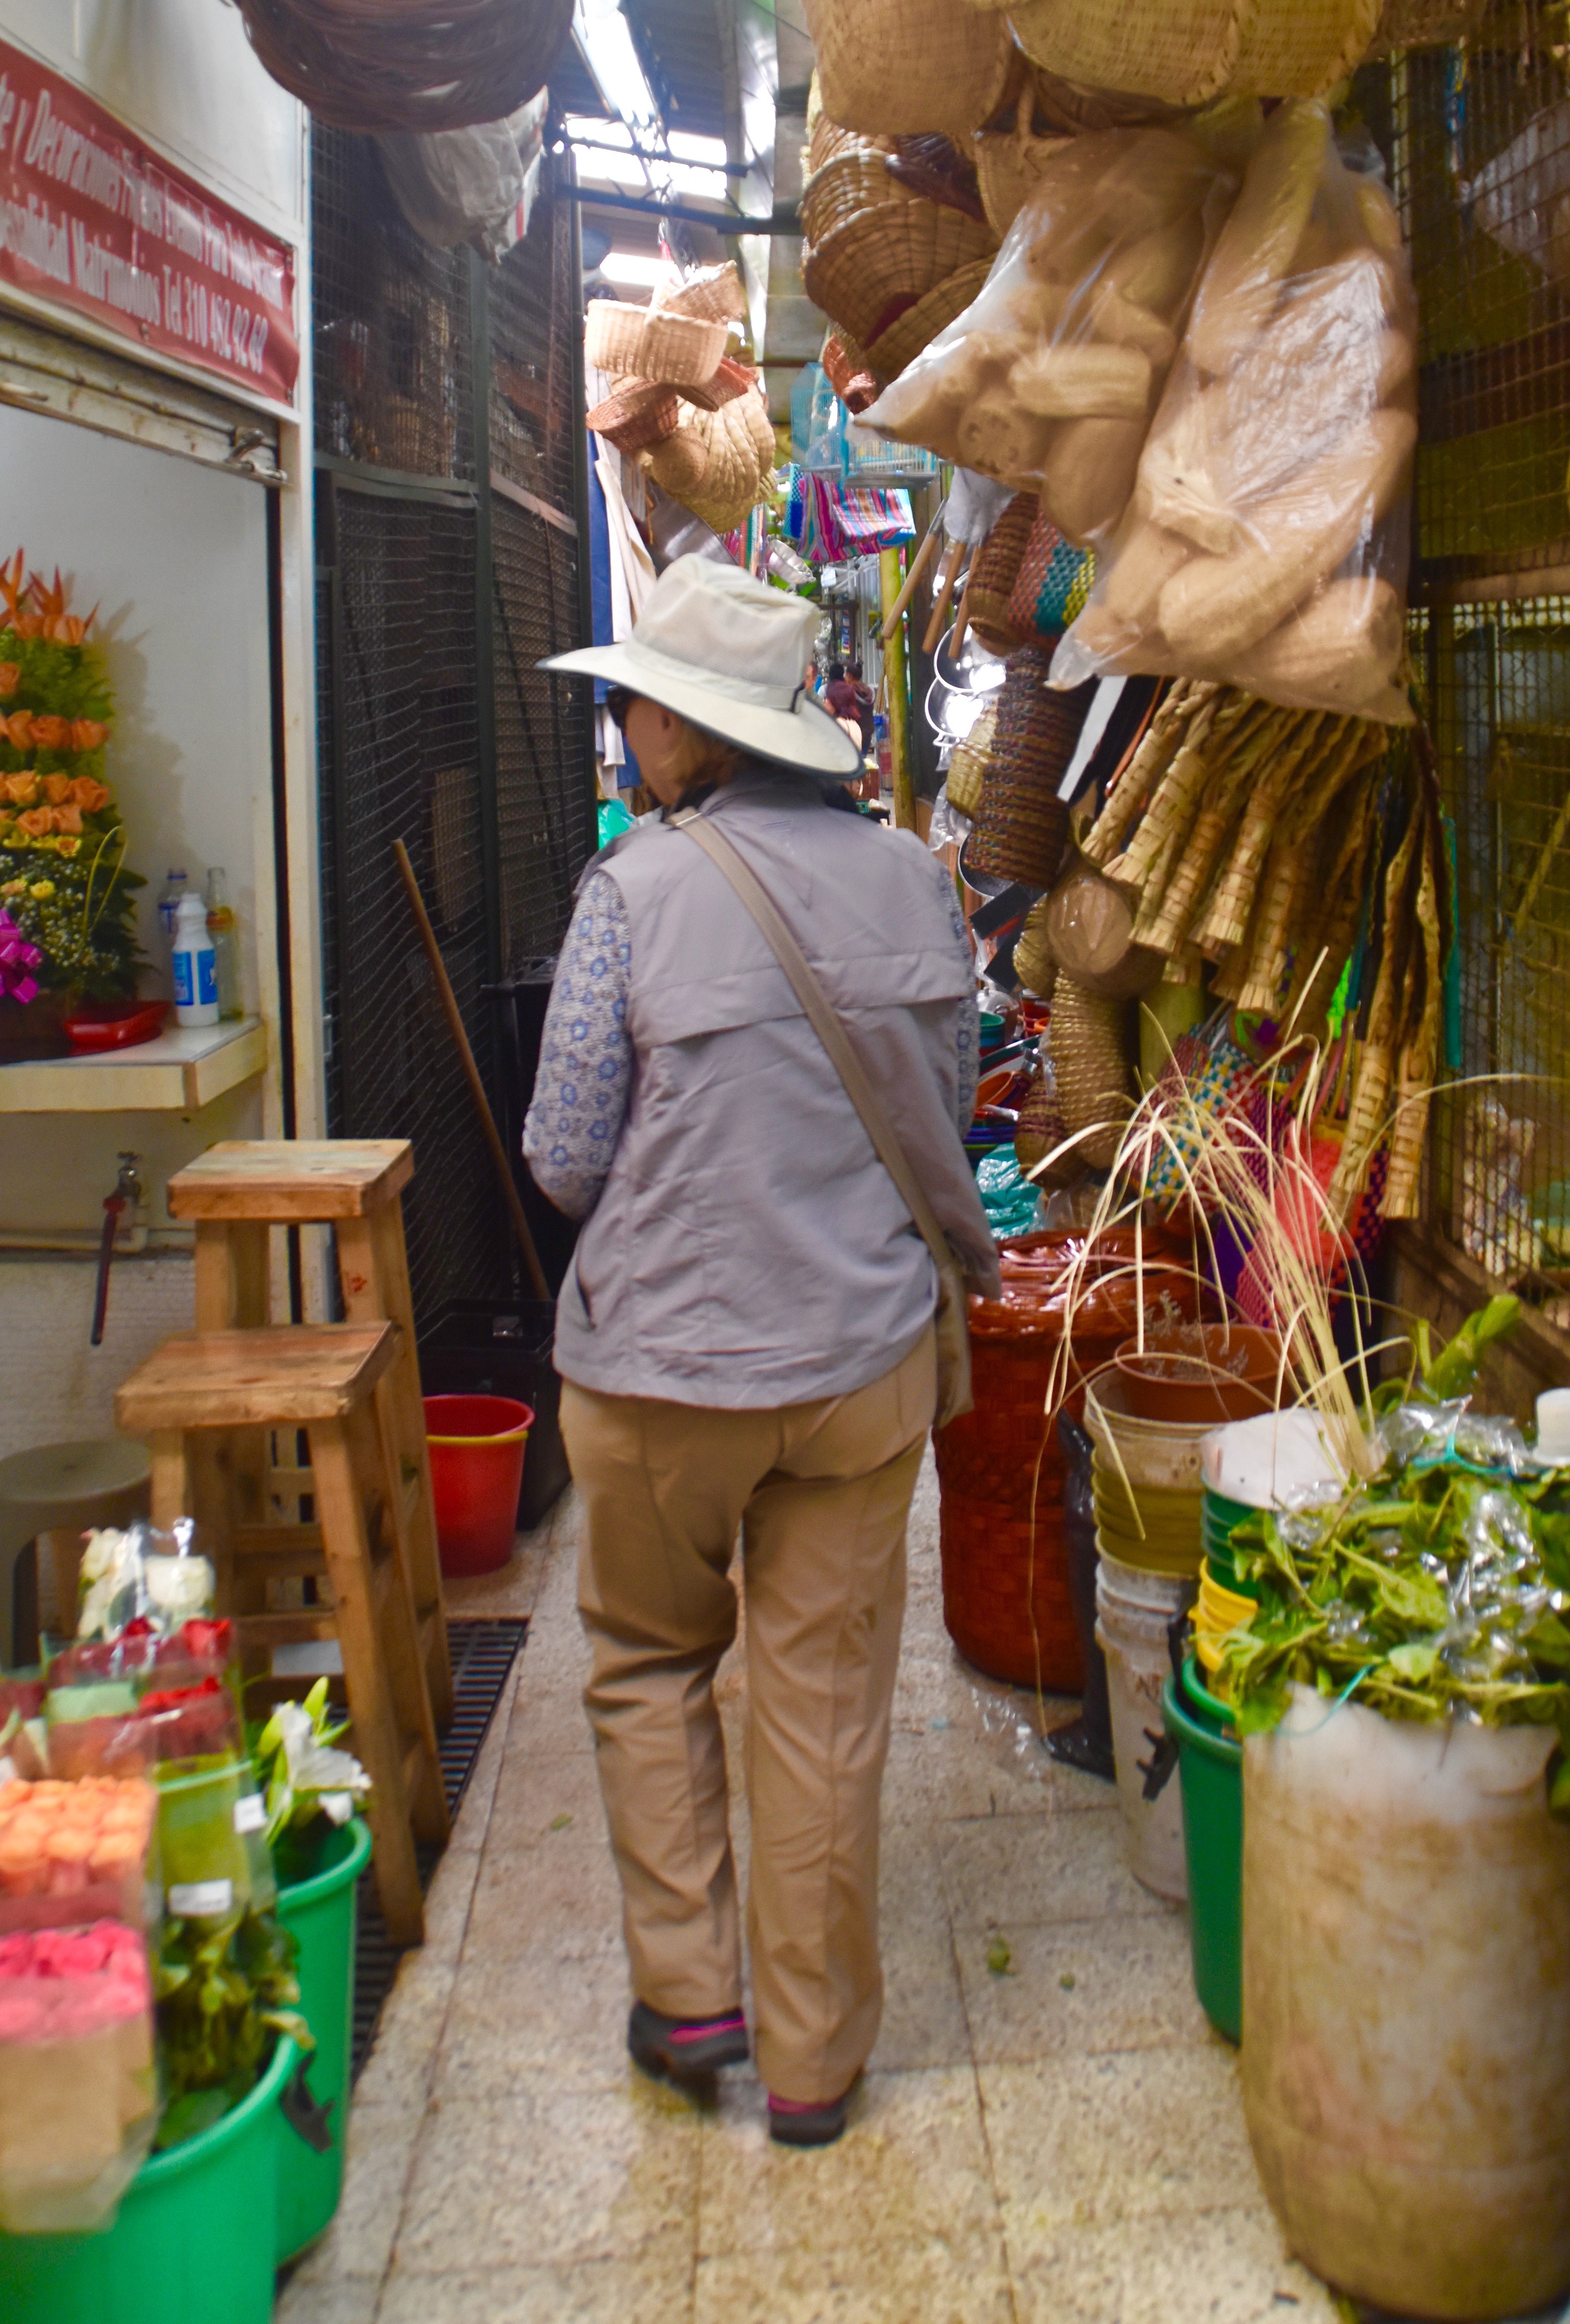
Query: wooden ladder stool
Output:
[[164, 1140, 453, 1730], [114, 1323, 450, 1947]]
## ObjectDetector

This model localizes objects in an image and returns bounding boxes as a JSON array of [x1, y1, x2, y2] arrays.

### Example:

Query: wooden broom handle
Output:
[[922, 539, 965, 655], [879, 527, 939, 647], [951, 557, 977, 659], [393, 839, 552, 1302]]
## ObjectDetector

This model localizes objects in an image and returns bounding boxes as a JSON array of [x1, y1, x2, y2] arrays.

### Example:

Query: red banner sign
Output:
[[0, 42, 298, 406]]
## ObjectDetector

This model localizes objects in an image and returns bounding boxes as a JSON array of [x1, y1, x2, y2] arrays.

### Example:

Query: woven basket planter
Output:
[[969, 641, 1095, 888], [801, 149, 909, 245], [1048, 974, 1133, 1172], [1007, 0, 1379, 104], [865, 256, 995, 381], [586, 384, 680, 455], [966, 493, 1039, 653], [945, 701, 997, 820], [584, 301, 648, 375], [237, 0, 572, 130], [638, 311, 729, 387], [804, 201, 997, 350], [804, 0, 1017, 139]]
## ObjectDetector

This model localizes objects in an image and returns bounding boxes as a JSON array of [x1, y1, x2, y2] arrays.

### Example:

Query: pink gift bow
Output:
[[0, 907, 41, 1006]]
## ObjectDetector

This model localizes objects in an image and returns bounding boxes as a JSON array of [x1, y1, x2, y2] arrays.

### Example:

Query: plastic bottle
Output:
[[157, 868, 188, 944], [171, 891, 218, 1028], [204, 867, 243, 1021]]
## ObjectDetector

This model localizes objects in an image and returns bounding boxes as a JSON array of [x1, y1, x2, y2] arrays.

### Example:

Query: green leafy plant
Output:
[[153, 1905, 311, 2149]]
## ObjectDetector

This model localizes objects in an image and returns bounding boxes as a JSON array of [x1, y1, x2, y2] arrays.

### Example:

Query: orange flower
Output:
[[0, 549, 26, 631], [2, 772, 37, 806], [49, 804, 81, 836], [70, 720, 108, 752], [31, 715, 72, 752], [41, 773, 70, 806], [43, 614, 91, 646], [54, 835, 80, 857], [5, 711, 33, 750], [68, 776, 110, 813], [16, 807, 50, 837], [0, 665, 20, 699]]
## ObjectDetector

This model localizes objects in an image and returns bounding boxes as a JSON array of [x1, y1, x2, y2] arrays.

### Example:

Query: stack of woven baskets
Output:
[[585, 267, 776, 535], [968, 641, 1093, 888], [238, 0, 573, 128]]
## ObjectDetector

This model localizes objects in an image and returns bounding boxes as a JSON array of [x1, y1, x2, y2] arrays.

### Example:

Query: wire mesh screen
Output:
[[492, 495, 595, 967], [1374, 11, 1570, 1311], [488, 164, 580, 513], [312, 124, 475, 483], [318, 484, 510, 1319]]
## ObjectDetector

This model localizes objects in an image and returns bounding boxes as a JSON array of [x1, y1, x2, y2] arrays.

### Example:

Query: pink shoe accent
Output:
[[668, 2012, 747, 2044]]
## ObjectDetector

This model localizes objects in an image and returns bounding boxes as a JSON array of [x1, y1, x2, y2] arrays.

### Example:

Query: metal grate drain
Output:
[[349, 1616, 528, 2082]]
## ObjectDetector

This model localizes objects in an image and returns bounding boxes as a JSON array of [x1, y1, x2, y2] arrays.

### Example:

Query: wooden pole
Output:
[[880, 526, 939, 646], [878, 545, 916, 831], [951, 558, 977, 660], [392, 839, 552, 1301], [922, 539, 964, 655]]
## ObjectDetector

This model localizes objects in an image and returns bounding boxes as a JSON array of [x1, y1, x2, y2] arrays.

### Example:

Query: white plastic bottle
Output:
[[157, 867, 187, 944], [171, 890, 219, 1028]]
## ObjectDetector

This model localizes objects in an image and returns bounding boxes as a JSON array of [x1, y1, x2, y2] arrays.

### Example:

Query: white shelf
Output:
[[0, 1017, 267, 1113]]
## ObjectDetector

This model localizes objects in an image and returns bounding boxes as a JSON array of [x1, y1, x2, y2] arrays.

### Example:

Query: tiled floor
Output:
[[271, 1457, 1544, 2324]]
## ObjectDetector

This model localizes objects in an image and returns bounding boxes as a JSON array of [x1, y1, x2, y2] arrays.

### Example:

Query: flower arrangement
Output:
[[0, 552, 142, 1002]]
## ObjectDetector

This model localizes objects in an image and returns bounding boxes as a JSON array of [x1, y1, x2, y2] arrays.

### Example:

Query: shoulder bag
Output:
[[672, 809, 974, 1426]]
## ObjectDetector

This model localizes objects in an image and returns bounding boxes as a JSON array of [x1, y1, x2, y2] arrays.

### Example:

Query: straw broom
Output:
[[1328, 784, 1424, 1210], [1196, 710, 1338, 956], [1103, 693, 1228, 895], [1235, 725, 1388, 1013], [1142, 703, 1298, 954], [1081, 680, 1208, 868], [1380, 795, 1445, 1218]]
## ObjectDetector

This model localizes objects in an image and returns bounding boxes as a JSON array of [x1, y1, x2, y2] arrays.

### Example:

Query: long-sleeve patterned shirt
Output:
[[524, 859, 977, 1220]]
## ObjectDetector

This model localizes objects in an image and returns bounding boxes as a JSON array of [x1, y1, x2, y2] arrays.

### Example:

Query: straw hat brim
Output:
[[541, 639, 864, 780]]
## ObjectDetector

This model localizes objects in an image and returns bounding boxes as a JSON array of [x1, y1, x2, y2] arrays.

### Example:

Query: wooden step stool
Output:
[[115, 1323, 450, 1948], [164, 1140, 453, 1730]]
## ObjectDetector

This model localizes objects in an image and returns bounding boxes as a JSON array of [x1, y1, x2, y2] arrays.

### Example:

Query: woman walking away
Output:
[[525, 557, 997, 2146]]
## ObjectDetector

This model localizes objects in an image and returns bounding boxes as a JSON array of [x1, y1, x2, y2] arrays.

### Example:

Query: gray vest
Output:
[[553, 772, 1000, 1407]]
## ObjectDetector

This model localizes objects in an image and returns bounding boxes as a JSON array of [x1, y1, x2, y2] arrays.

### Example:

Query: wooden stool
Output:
[[115, 1323, 450, 1947], [165, 1140, 453, 1730]]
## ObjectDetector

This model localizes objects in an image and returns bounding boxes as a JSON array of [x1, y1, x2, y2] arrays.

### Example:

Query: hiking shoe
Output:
[[627, 2001, 749, 2083], [768, 2089, 850, 2147]]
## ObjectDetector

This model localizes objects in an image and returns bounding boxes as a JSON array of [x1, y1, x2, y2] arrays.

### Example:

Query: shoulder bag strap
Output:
[[671, 809, 958, 1272]]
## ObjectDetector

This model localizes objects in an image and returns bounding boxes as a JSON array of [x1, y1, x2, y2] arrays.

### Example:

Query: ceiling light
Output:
[[600, 252, 679, 289], [669, 130, 729, 167]]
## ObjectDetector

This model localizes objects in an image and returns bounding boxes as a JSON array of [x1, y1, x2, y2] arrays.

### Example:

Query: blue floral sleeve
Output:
[[522, 870, 633, 1220], [932, 858, 979, 1135]]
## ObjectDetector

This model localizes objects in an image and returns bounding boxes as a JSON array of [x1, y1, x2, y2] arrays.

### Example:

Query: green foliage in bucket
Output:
[[153, 1906, 311, 2150]]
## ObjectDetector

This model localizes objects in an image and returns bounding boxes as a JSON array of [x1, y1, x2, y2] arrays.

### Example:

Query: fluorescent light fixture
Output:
[[669, 163, 729, 201], [601, 252, 679, 289], [576, 149, 647, 188], [669, 130, 729, 165], [574, 0, 662, 150]]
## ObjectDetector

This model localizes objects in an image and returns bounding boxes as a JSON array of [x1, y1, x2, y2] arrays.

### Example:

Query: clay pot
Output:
[[1114, 1321, 1285, 1425]]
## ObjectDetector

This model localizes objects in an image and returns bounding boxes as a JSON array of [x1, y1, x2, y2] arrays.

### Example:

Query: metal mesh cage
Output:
[[492, 495, 595, 969], [312, 124, 475, 483], [487, 165, 580, 514], [1368, 13, 1570, 1311], [317, 481, 510, 1319]]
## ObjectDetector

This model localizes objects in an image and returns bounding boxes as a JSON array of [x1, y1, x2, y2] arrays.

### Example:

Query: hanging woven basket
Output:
[[968, 640, 1093, 888], [865, 256, 995, 382], [1014, 1059, 1077, 1180], [821, 332, 882, 414], [237, 0, 574, 131], [1048, 974, 1134, 1172], [804, 0, 1018, 139], [966, 494, 1039, 654], [1011, 896, 1058, 999], [804, 201, 997, 350], [1007, 0, 1380, 106], [946, 701, 998, 821], [801, 149, 912, 245], [584, 301, 648, 376]]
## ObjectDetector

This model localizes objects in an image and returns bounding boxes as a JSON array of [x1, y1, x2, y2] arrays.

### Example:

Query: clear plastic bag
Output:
[[860, 118, 1249, 541], [75, 1518, 214, 1643], [46, 1618, 240, 1781], [0, 1776, 159, 1936], [0, 1918, 157, 2232], [1053, 101, 1417, 723]]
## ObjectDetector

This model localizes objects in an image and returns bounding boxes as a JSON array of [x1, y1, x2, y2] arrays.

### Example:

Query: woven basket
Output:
[[1014, 1059, 1081, 1183], [804, 201, 997, 349], [586, 385, 680, 455], [821, 333, 881, 414], [653, 262, 748, 326], [584, 300, 648, 375], [801, 149, 908, 245], [969, 641, 1094, 887], [1049, 974, 1133, 1171], [637, 311, 729, 387], [886, 134, 988, 222], [973, 118, 1071, 239], [946, 701, 997, 820], [967, 493, 1039, 653], [681, 357, 757, 413], [237, 0, 572, 130], [1012, 897, 1058, 999], [1007, 511, 1096, 640], [865, 256, 995, 381], [808, 111, 897, 174], [805, 0, 1017, 139], [1368, 0, 1487, 42], [932, 1329, 1084, 1691], [1007, 0, 1375, 104]]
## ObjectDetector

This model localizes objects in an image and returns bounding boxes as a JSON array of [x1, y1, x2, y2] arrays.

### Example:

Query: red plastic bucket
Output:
[[424, 1394, 533, 1576]]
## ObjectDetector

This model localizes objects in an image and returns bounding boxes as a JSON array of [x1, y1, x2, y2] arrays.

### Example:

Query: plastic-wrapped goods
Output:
[[1054, 104, 1417, 723], [861, 121, 1250, 540], [0, 1919, 157, 2231], [45, 1618, 240, 1780], [0, 1777, 158, 1936], [1244, 1695, 1570, 2318], [75, 1518, 215, 1642], [156, 1760, 276, 1927]]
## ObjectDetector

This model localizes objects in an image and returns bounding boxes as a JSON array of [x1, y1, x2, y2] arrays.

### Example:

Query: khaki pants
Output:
[[561, 1327, 935, 2104]]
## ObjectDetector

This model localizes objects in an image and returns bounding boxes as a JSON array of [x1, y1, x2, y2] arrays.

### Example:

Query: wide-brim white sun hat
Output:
[[541, 553, 863, 781]]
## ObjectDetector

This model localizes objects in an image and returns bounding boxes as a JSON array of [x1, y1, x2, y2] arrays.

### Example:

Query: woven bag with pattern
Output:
[[804, 0, 1017, 140], [1007, 510, 1096, 641]]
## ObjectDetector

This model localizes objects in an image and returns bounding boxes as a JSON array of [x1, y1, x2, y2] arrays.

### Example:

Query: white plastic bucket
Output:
[[1094, 1550, 1195, 1899]]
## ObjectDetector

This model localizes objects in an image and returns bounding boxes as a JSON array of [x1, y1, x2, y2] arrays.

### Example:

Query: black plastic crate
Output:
[[420, 1298, 570, 1531]]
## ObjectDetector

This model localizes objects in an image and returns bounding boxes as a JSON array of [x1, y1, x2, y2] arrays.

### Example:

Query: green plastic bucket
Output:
[[274, 1816, 372, 2261], [0, 2035, 295, 2324], [1164, 1668, 1242, 2045]]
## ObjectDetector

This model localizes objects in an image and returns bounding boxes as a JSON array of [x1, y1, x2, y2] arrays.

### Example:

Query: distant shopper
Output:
[[849, 658, 875, 752], [525, 557, 996, 2147], [824, 659, 862, 732]]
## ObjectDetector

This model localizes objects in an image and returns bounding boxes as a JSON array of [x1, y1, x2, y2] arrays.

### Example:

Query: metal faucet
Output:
[[91, 1151, 143, 1346]]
